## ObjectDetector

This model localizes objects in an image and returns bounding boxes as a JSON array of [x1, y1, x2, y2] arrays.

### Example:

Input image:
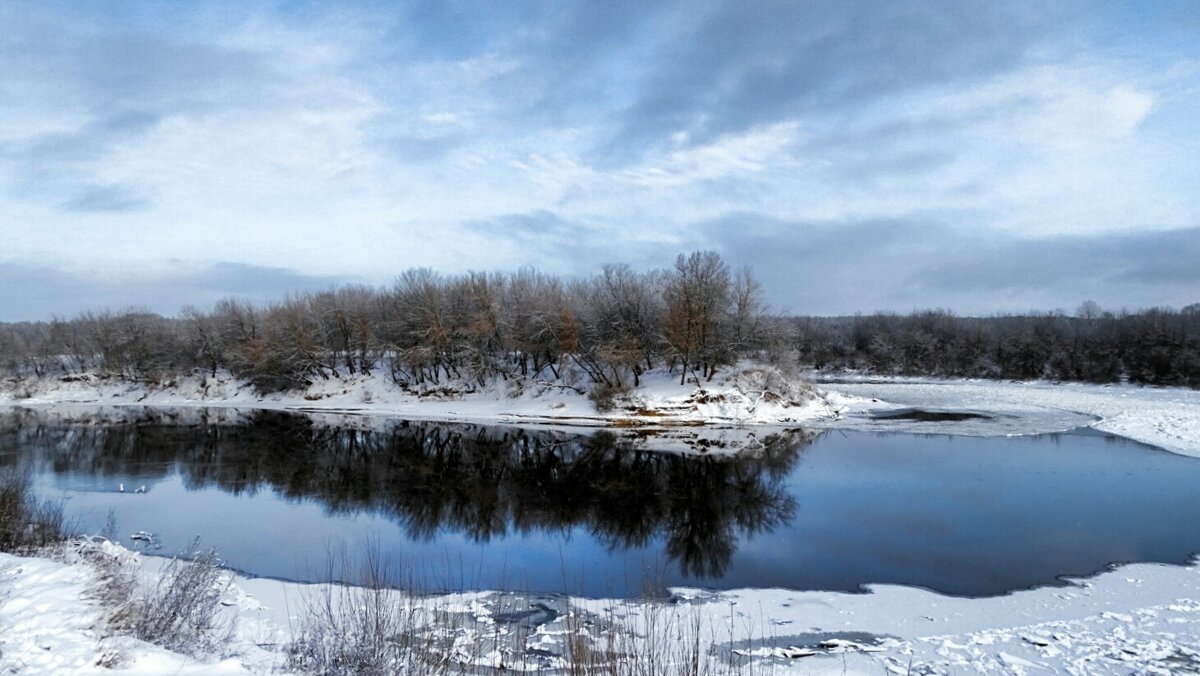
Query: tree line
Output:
[[0, 252, 775, 397], [1, 252, 1197, 392], [794, 304, 1200, 388]]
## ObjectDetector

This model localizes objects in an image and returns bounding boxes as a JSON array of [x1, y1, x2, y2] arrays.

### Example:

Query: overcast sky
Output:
[[2, 1, 1198, 321]]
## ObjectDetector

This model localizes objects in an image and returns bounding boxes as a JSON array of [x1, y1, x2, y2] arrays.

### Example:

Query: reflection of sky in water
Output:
[[12, 414, 1200, 598], [727, 431, 1200, 595]]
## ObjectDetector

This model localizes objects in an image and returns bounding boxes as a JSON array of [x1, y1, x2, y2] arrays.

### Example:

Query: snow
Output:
[[0, 363, 840, 430], [648, 556, 1200, 674], [816, 376, 1200, 459], [0, 547, 256, 674], [7, 369, 1197, 459], [6, 542, 1198, 674], [2, 374, 1200, 673]]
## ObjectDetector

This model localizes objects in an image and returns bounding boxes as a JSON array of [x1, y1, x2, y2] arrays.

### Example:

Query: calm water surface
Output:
[[3, 407, 1199, 597]]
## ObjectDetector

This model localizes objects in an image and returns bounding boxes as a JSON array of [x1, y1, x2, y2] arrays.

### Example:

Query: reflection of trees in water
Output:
[[1, 409, 812, 578]]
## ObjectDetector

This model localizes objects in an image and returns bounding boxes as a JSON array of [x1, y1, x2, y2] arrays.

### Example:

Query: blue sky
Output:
[[1, 1, 1198, 320]]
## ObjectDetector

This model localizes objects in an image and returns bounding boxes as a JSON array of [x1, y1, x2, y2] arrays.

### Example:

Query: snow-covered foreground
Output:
[[4, 542, 1199, 674], [0, 545, 265, 675], [3, 376, 1200, 674]]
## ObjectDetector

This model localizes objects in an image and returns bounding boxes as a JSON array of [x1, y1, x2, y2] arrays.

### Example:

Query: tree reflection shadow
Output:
[[1, 408, 813, 579]]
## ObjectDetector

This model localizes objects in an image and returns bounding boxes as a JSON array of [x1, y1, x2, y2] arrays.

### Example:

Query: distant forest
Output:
[[1, 252, 1197, 391], [794, 306, 1200, 388]]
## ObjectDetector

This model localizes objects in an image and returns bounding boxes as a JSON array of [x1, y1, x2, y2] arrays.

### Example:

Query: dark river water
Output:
[[3, 406, 1199, 598]]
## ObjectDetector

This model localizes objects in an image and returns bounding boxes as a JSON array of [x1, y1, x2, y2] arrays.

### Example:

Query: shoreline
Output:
[[0, 365, 846, 431], [5, 541, 1199, 674], [5, 370, 1200, 457]]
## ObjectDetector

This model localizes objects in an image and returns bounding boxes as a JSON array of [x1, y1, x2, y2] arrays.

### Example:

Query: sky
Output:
[[1, 0, 1198, 321]]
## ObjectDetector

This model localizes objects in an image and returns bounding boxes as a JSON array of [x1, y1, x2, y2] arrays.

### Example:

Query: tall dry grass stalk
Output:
[[284, 545, 479, 675]]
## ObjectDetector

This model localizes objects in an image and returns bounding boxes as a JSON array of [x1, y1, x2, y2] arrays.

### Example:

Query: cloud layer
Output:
[[1, 1, 1198, 319], [0, 261, 354, 322], [702, 215, 1200, 315]]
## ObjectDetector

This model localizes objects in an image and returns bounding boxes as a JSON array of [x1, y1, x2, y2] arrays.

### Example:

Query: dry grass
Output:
[[0, 469, 67, 554], [626, 407, 671, 417], [282, 547, 775, 676], [284, 547, 470, 675], [563, 601, 774, 676], [128, 543, 234, 656], [73, 537, 235, 660]]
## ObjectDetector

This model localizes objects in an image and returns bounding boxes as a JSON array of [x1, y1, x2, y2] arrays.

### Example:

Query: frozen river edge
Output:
[[2, 376, 1200, 674]]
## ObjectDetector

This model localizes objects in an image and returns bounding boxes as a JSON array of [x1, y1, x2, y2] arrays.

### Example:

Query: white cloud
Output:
[[1104, 84, 1157, 134], [1027, 80, 1156, 148], [623, 122, 802, 188], [1, 3, 1198, 318], [422, 112, 461, 125], [931, 62, 1157, 149]]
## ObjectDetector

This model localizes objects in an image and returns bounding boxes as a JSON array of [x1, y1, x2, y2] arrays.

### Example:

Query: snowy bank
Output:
[[3, 541, 1199, 674], [817, 376, 1200, 459], [0, 543, 264, 674], [0, 363, 840, 429]]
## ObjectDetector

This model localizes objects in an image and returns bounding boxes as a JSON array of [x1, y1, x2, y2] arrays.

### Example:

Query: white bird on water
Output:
[[134, 485, 146, 494], [118, 483, 124, 493]]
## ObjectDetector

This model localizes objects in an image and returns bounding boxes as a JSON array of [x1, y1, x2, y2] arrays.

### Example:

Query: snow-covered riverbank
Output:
[[0, 364, 841, 429], [3, 376, 1200, 674], [5, 541, 1199, 674], [818, 376, 1200, 459], [7, 370, 1199, 459]]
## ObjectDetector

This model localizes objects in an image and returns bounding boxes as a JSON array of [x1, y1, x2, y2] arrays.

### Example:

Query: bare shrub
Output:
[[0, 470, 67, 554], [729, 365, 816, 407], [63, 537, 231, 664], [70, 538, 139, 644], [587, 380, 631, 412], [127, 542, 235, 657]]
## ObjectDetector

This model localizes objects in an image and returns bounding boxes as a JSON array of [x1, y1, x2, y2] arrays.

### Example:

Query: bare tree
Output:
[[663, 251, 732, 383], [182, 306, 224, 378], [385, 269, 453, 385]]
